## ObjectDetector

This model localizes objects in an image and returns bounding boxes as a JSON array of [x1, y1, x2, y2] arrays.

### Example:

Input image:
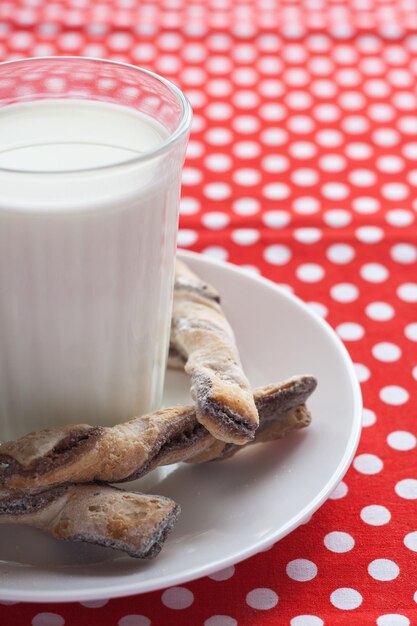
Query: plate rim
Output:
[[0, 250, 363, 603]]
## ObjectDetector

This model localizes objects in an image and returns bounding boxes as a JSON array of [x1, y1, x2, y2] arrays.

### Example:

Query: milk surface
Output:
[[0, 100, 180, 439]]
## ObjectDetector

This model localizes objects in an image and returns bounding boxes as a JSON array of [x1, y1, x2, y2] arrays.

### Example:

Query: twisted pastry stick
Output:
[[170, 260, 259, 445], [0, 484, 180, 559], [0, 376, 316, 490]]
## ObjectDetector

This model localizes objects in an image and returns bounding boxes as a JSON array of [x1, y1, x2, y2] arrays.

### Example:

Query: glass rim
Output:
[[0, 56, 192, 176]]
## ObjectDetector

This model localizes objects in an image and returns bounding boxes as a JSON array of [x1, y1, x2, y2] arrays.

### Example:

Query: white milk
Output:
[[0, 100, 181, 440]]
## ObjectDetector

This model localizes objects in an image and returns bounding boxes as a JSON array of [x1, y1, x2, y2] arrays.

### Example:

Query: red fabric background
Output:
[[1, 1, 417, 625]]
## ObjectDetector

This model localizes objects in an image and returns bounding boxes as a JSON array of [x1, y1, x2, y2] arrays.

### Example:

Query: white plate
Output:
[[0, 250, 362, 603]]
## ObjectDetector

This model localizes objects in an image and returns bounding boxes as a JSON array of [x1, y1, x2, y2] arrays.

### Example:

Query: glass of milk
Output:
[[0, 57, 192, 440]]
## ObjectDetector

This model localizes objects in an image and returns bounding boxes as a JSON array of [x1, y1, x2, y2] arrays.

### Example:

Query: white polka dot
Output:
[[307, 302, 328, 318], [368, 104, 395, 122], [287, 116, 315, 134], [296, 264, 325, 283], [241, 265, 260, 276], [202, 212, 230, 230], [181, 67, 206, 86], [328, 481, 348, 500], [262, 211, 290, 229], [377, 155, 405, 173], [372, 342, 402, 362], [368, 559, 399, 581], [337, 68, 362, 87], [342, 115, 369, 134], [180, 198, 200, 216], [231, 229, 260, 246], [190, 115, 206, 133], [355, 226, 384, 244], [349, 169, 376, 187], [362, 408, 377, 427], [286, 91, 313, 109], [324, 531, 355, 553], [391, 243, 417, 264], [395, 478, 417, 499], [293, 197, 320, 214], [330, 283, 359, 302], [338, 90, 365, 109], [232, 198, 260, 215], [161, 587, 194, 610], [327, 244, 355, 264], [404, 531, 417, 553], [284, 69, 310, 88], [319, 154, 346, 172], [397, 283, 417, 302], [321, 182, 349, 200], [398, 116, 417, 134], [316, 129, 343, 147], [360, 263, 389, 283], [205, 128, 233, 146], [263, 183, 291, 200], [260, 104, 286, 121], [289, 142, 317, 159], [291, 168, 319, 186], [203, 183, 232, 201], [352, 197, 380, 214], [264, 245, 292, 265], [345, 142, 373, 159], [382, 183, 409, 201], [32, 615, 64, 626], [405, 323, 417, 341], [81, 599, 109, 608], [330, 588, 363, 610], [260, 128, 288, 146], [205, 103, 233, 122], [208, 566, 235, 581], [233, 168, 261, 186], [290, 617, 324, 626], [313, 104, 340, 122], [261, 155, 289, 173], [186, 141, 204, 159], [118, 616, 151, 626], [206, 79, 232, 97], [353, 453, 383, 475], [403, 142, 417, 159], [233, 90, 260, 109], [286, 559, 317, 582], [204, 154, 232, 173], [204, 617, 237, 626], [177, 229, 198, 247], [413, 366, 417, 381], [373, 128, 400, 147], [233, 141, 261, 159], [354, 363, 370, 382], [387, 431, 416, 451], [380, 386, 409, 405], [377, 615, 410, 626], [394, 92, 417, 110], [232, 115, 260, 134], [323, 209, 352, 228], [246, 588, 278, 610], [336, 322, 364, 341], [294, 228, 322, 244], [182, 167, 202, 186], [365, 302, 395, 321], [360, 505, 391, 526]]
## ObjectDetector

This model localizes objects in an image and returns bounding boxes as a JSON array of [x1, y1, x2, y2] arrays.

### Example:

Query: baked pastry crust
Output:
[[0, 484, 180, 559], [170, 259, 259, 444], [0, 375, 317, 489]]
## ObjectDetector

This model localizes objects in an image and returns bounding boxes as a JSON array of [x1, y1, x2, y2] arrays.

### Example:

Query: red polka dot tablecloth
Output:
[[1, 1, 417, 625]]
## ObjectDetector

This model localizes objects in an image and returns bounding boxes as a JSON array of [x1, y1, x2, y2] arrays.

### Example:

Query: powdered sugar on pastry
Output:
[[171, 259, 259, 444]]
